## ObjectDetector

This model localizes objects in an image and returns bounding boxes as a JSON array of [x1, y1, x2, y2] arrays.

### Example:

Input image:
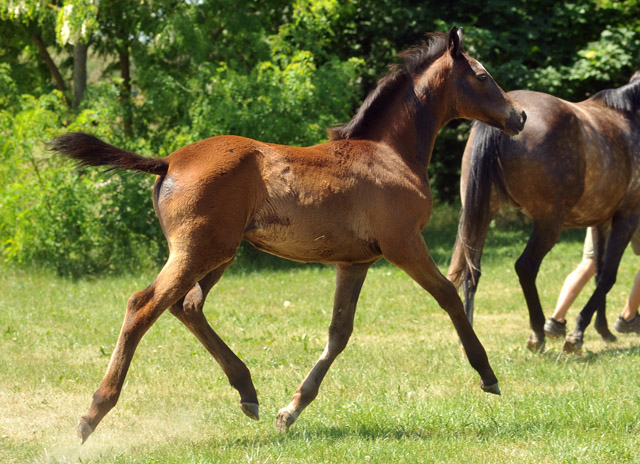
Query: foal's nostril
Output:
[[520, 110, 527, 126]]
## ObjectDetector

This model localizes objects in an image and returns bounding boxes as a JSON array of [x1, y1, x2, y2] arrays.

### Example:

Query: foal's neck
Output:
[[377, 78, 451, 169]]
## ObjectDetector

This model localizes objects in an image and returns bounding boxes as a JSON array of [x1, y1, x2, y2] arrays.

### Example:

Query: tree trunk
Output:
[[119, 46, 133, 136], [31, 31, 70, 106], [73, 43, 89, 110]]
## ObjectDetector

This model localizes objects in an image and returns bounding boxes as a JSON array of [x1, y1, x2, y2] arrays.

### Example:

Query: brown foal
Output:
[[49, 27, 525, 442]]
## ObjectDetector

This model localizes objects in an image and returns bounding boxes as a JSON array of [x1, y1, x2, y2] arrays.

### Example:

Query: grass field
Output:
[[2, 208, 640, 463]]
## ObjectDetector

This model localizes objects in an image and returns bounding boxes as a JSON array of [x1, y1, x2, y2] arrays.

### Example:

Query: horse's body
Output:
[[448, 72, 640, 353], [50, 28, 525, 443]]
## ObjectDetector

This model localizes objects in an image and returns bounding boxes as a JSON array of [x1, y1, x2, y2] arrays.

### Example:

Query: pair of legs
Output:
[[546, 228, 640, 336], [78, 231, 499, 442]]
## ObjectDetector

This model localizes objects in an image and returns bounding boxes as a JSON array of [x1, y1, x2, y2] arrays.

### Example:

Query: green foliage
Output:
[[0, 87, 163, 276], [55, 0, 98, 45], [1, 0, 640, 274]]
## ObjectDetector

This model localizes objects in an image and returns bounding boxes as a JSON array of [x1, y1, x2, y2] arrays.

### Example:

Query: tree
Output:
[[1, 1, 639, 273]]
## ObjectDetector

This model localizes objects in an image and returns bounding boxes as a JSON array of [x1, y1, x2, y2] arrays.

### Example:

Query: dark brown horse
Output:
[[448, 71, 640, 353], [49, 28, 525, 443]]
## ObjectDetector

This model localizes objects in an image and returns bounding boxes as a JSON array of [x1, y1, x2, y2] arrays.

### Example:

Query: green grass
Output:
[[1, 209, 640, 463]]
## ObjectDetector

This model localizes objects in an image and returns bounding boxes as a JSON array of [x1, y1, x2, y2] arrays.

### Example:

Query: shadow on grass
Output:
[[542, 342, 640, 364]]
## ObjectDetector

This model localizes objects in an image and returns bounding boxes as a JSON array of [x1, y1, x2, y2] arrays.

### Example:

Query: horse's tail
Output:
[[448, 122, 505, 288], [47, 132, 168, 176]]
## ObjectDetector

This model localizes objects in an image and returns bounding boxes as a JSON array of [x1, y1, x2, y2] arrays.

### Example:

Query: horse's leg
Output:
[[590, 226, 616, 342], [385, 234, 499, 395], [275, 261, 372, 431], [77, 251, 215, 443], [564, 217, 638, 352], [462, 267, 482, 326], [168, 261, 259, 420], [514, 220, 563, 352], [447, 191, 500, 327]]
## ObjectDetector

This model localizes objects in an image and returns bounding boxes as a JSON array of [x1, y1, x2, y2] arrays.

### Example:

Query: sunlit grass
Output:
[[2, 210, 640, 463]]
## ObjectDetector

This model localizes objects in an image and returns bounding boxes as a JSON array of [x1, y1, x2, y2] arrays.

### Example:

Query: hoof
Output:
[[563, 334, 583, 353], [598, 329, 617, 343], [526, 333, 545, 353], [275, 407, 298, 432], [77, 417, 94, 444], [481, 382, 501, 395], [240, 402, 260, 421]]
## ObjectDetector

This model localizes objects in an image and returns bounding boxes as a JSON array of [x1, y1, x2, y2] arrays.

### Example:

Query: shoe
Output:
[[544, 317, 567, 338], [613, 315, 640, 334]]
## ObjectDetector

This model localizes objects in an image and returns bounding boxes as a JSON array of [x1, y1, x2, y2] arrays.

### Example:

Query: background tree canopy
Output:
[[1, 0, 639, 275]]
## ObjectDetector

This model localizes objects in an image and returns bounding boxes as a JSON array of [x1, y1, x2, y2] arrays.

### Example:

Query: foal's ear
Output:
[[448, 26, 462, 58]]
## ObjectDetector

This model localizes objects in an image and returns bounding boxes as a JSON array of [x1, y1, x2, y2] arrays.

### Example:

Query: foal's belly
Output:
[[244, 211, 380, 264]]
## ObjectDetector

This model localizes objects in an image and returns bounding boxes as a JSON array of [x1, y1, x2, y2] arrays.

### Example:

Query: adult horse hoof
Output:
[[526, 333, 545, 353], [562, 335, 582, 353], [597, 329, 617, 343], [275, 407, 298, 432], [481, 382, 501, 395], [77, 417, 94, 444], [241, 402, 260, 421]]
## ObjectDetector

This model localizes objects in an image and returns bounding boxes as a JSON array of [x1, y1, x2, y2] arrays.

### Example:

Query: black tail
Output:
[[47, 132, 168, 176], [448, 122, 505, 288]]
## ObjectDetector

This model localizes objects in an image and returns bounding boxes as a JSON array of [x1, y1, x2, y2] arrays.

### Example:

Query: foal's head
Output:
[[416, 27, 526, 135]]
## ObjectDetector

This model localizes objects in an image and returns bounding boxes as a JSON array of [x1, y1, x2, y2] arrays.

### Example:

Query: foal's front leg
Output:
[[276, 261, 372, 431], [383, 233, 499, 394]]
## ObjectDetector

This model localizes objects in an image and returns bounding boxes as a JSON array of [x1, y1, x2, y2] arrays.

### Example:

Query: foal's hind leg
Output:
[[77, 252, 211, 443], [169, 262, 259, 420], [276, 262, 372, 431], [384, 234, 499, 395]]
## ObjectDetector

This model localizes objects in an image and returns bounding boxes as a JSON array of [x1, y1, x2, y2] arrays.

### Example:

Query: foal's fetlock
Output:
[[275, 407, 298, 432]]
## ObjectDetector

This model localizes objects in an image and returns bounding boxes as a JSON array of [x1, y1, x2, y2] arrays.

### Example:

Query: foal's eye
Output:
[[476, 73, 488, 82]]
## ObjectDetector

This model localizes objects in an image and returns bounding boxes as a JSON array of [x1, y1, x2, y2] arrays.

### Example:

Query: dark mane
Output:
[[590, 73, 640, 112], [328, 32, 451, 140]]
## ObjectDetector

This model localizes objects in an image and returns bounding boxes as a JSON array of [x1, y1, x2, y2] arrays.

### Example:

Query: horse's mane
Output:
[[590, 71, 640, 112], [328, 32, 452, 140]]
